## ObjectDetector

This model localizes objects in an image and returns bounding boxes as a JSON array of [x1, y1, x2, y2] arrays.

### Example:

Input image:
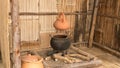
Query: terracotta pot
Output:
[[21, 54, 44, 68], [53, 12, 70, 30]]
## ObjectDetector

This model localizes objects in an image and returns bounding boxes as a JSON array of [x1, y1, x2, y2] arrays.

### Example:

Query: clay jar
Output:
[[21, 54, 44, 68], [53, 12, 70, 30]]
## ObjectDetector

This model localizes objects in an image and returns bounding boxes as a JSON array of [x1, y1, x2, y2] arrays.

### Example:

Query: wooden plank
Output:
[[88, 0, 99, 47], [43, 60, 102, 68], [11, 0, 21, 68], [0, 0, 10, 68]]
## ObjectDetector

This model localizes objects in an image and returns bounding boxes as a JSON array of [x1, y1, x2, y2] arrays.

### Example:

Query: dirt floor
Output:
[[0, 46, 120, 68], [79, 47, 120, 68]]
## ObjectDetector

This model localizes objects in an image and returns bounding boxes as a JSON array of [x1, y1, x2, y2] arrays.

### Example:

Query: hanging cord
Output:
[[28, 1, 30, 50], [38, 0, 41, 46], [25, 0, 29, 51]]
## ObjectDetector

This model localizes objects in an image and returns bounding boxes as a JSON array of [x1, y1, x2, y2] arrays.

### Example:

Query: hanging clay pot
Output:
[[53, 12, 70, 30], [21, 54, 44, 68]]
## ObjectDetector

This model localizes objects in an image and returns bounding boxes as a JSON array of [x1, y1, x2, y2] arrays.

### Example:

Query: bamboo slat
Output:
[[94, 0, 120, 51]]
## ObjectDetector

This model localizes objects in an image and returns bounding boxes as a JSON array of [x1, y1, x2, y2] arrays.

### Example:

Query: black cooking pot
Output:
[[50, 34, 71, 51]]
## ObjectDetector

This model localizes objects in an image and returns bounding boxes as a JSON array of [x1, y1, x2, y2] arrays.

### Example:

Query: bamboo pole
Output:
[[11, 0, 21, 68], [88, 0, 99, 47], [9, 12, 92, 16]]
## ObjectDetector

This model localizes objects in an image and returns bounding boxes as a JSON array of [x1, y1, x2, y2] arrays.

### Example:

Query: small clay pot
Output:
[[21, 54, 44, 68]]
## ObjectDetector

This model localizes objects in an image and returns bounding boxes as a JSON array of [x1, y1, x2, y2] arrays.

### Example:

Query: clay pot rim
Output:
[[21, 55, 43, 63], [50, 33, 68, 38], [53, 35, 68, 39]]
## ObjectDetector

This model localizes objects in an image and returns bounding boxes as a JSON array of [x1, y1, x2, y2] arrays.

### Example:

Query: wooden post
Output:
[[88, 0, 99, 48], [11, 0, 21, 68], [0, 0, 10, 68]]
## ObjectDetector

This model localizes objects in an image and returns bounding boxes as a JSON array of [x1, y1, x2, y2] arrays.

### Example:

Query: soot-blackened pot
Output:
[[50, 34, 71, 51]]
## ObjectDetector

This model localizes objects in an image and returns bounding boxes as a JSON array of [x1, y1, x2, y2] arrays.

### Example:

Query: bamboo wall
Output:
[[94, 0, 120, 51], [9, 0, 94, 50]]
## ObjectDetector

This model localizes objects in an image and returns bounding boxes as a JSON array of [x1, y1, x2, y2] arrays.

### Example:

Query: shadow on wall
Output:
[[117, 25, 120, 45], [115, 24, 120, 51], [0, 41, 1, 60]]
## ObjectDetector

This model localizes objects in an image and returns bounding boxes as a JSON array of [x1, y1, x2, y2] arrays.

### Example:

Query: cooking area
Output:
[[0, 0, 120, 68]]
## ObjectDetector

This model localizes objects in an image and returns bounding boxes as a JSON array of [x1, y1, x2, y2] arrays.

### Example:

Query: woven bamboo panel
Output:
[[94, 0, 120, 51], [17, 0, 94, 49]]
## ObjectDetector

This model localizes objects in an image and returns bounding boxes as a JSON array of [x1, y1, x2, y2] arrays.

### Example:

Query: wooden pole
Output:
[[9, 11, 92, 16], [11, 0, 21, 68], [88, 0, 99, 47], [0, 0, 11, 68]]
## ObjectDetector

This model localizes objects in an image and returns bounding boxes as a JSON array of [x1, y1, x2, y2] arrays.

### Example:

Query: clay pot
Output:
[[50, 34, 71, 51], [21, 54, 44, 68], [53, 12, 70, 30]]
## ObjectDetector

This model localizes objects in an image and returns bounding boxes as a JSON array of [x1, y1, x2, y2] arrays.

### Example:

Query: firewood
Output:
[[45, 56, 52, 60], [65, 55, 82, 63], [68, 54, 90, 61], [70, 45, 96, 60], [52, 53, 73, 63], [70, 45, 90, 57]]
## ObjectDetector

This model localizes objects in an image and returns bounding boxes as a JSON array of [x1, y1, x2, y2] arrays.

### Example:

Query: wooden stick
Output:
[[70, 45, 96, 60], [11, 0, 21, 68], [68, 54, 90, 61], [70, 45, 90, 57], [53, 53, 73, 63], [88, 0, 99, 47], [64, 55, 82, 63]]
